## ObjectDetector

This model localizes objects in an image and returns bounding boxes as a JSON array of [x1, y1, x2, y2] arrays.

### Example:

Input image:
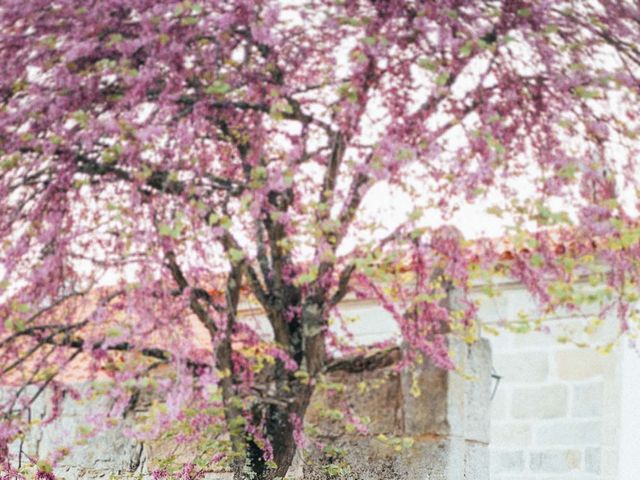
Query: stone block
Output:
[[529, 449, 581, 473], [555, 349, 610, 381], [49, 426, 142, 474], [493, 352, 549, 383], [61, 384, 114, 419], [464, 441, 489, 479], [490, 422, 531, 447], [538, 475, 600, 480], [462, 338, 492, 443], [401, 358, 450, 437], [490, 450, 525, 474], [512, 385, 568, 419], [306, 366, 403, 438], [490, 386, 508, 421], [600, 447, 618, 477], [573, 382, 603, 417], [401, 336, 491, 442], [535, 421, 601, 446], [584, 447, 601, 474]]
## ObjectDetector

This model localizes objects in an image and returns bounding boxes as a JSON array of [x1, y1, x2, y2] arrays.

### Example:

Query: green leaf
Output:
[[531, 254, 544, 267], [158, 224, 172, 237], [363, 36, 376, 46], [250, 166, 268, 187], [1, 154, 19, 170], [106, 327, 122, 338], [517, 8, 532, 17], [41, 35, 57, 49], [181, 17, 199, 26], [269, 99, 294, 120], [228, 415, 246, 430], [573, 86, 599, 99], [621, 229, 640, 248], [158, 223, 181, 239], [445, 8, 458, 19], [207, 213, 220, 225], [220, 216, 232, 229], [402, 437, 415, 449], [417, 58, 438, 72], [435, 72, 450, 86], [72, 110, 89, 128], [206, 81, 231, 95], [11, 301, 29, 313], [558, 163, 578, 179], [228, 248, 245, 263], [337, 82, 358, 103], [485, 134, 504, 153], [36, 461, 53, 474], [459, 41, 473, 57], [108, 33, 123, 45], [486, 206, 503, 218]]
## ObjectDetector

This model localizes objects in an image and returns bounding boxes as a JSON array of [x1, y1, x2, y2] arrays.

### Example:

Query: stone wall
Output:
[[489, 330, 619, 480], [7, 336, 492, 480], [333, 283, 631, 479], [478, 286, 624, 480], [8, 281, 631, 479], [303, 336, 491, 479]]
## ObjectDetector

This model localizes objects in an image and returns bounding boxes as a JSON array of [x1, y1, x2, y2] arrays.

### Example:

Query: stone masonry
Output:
[[489, 330, 619, 480], [7, 335, 492, 479], [303, 335, 492, 479]]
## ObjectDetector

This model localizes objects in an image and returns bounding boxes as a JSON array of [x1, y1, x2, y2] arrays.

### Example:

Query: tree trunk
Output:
[[234, 380, 315, 480]]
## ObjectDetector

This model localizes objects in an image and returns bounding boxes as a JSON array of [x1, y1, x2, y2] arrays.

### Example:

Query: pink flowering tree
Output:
[[1, 1, 640, 478]]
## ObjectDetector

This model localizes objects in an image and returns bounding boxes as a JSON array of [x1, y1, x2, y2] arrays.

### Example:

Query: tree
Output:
[[1, 0, 639, 478]]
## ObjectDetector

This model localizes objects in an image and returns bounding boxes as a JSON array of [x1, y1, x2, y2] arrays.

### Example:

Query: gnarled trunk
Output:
[[233, 379, 315, 480]]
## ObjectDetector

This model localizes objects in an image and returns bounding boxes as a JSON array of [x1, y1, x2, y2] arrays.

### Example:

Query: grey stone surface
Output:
[[490, 423, 531, 447], [493, 352, 549, 383], [535, 421, 601, 446], [304, 335, 492, 479], [511, 385, 568, 419], [584, 447, 601, 474], [463, 338, 492, 444], [490, 450, 525, 474], [490, 386, 508, 421], [6, 336, 492, 480], [464, 441, 489, 479], [573, 382, 603, 418], [555, 350, 610, 381], [529, 449, 581, 473], [401, 358, 450, 437], [301, 437, 488, 480]]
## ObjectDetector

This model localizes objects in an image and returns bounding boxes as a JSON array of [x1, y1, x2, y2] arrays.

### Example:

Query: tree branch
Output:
[[324, 346, 402, 374], [329, 264, 356, 307]]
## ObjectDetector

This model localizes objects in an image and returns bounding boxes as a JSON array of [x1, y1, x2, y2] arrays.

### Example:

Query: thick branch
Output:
[[330, 264, 356, 307], [324, 346, 402, 374]]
